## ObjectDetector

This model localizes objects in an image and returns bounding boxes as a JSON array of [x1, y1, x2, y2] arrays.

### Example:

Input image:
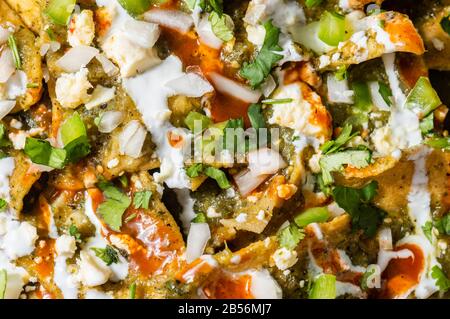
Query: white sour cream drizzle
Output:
[[123, 55, 191, 189], [381, 53, 422, 151]]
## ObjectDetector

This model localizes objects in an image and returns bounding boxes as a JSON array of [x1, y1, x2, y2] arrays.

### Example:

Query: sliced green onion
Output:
[[0, 269, 6, 299], [204, 166, 231, 189], [294, 207, 330, 227], [185, 111, 212, 133], [0, 199, 7, 212], [129, 282, 136, 299], [7, 35, 21, 70], [192, 213, 207, 223], [309, 274, 336, 299], [117, 0, 152, 17], [45, 0, 76, 25], [419, 113, 434, 134], [352, 81, 372, 112], [404, 77, 442, 116], [305, 0, 323, 8], [26, 83, 39, 89], [261, 98, 293, 104], [60, 112, 87, 146], [425, 137, 450, 151], [318, 11, 346, 47], [378, 82, 392, 107], [46, 28, 56, 41]]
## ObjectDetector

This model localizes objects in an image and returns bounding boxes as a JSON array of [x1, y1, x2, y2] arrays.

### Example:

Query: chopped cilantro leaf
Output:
[[319, 150, 371, 185], [332, 181, 385, 237], [133, 190, 152, 209], [431, 265, 450, 292], [97, 182, 131, 231], [278, 223, 305, 250], [240, 20, 283, 88], [90, 245, 119, 266]]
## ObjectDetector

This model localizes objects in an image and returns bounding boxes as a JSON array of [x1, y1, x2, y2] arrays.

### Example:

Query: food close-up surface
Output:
[[0, 0, 449, 300]]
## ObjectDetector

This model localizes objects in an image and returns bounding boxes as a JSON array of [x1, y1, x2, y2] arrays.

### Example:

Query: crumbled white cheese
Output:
[[2, 220, 38, 260], [68, 10, 96, 47], [0, 157, 15, 203], [235, 213, 248, 223], [272, 247, 298, 270], [55, 68, 92, 109], [55, 235, 77, 258]]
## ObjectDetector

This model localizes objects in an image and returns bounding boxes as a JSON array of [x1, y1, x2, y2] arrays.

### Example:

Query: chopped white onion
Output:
[[98, 111, 124, 133], [144, 9, 194, 34], [0, 100, 16, 120], [327, 74, 354, 104], [56, 45, 99, 72], [165, 73, 214, 97], [186, 222, 211, 263], [85, 85, 116, 110], [378, 227, 393, 250], [248, 148, 287, 175], [233, 168, 269, 197], [261, 74, 276, 97], [0, 26, 11, 45], [118, 120, 147, 159], [122, 20, 160, 49], [209, 72, 261, 103], [368, 81, 390, 111], [0, 48, 15, 83], [5, 70, 27, 100], [197, 15, 223, 49], [95, 53, 119, 76]]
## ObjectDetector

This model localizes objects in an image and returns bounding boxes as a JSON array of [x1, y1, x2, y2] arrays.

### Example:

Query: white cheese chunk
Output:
[[68, 10, 95, 47], [55, 68, 92, 109]]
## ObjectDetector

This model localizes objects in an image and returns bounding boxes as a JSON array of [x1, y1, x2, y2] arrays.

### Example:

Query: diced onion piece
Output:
[[197, 16, 223, 49], [97, 111, 124, 133], [247, 148, 287, 175], [291, 21, 334, 54], [209, 72, 261, 103], [144, 9, 194, 33], [186, 222, 211, 263], [0, 26, 11, 45], [378, 227, 393, 250], [368, 81, 390, 111], [95, 54, 118, 77], [261, 75, 276, 97], [165, 73, 214, 97], [0, 48, 15, 83], [122, 20, 160, 49], [118, 120, 147, 158], [56, 45, 99, 72], [233, 168, 269, 197], [5, 70, 27, 99], [85, 85, 116, 110], [0, 100, 16, 120], [326, 74, 354, 104]]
